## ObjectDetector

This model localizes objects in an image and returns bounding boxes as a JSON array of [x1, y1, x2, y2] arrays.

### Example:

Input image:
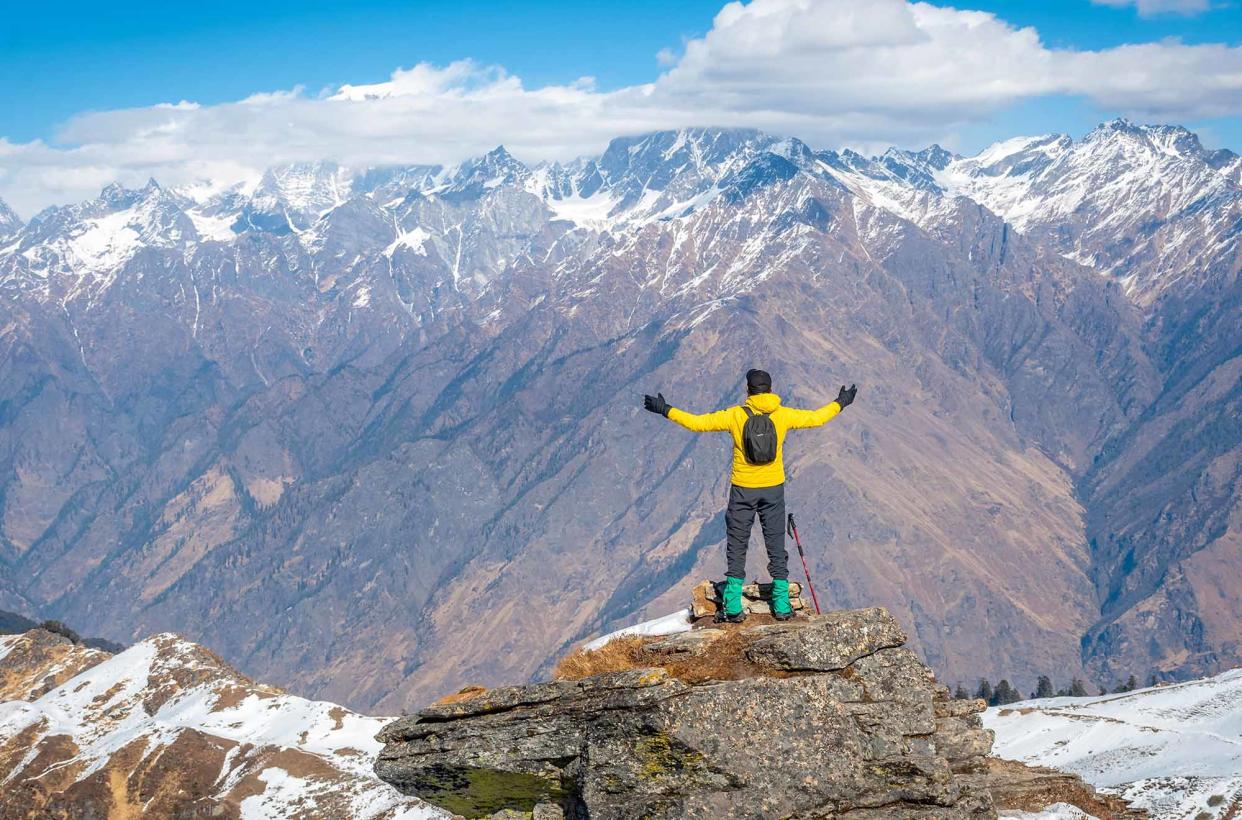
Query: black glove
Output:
[[643, 392, 671, 417], [835, 384, 857, 409]]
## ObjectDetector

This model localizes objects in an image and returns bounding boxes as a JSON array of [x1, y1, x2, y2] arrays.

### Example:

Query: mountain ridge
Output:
[[0, 120, 1236, 711]]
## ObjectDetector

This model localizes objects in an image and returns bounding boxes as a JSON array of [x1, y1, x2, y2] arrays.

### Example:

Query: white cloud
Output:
[[2, 0, 1241, 216], [1090, 0, 1212, 17]]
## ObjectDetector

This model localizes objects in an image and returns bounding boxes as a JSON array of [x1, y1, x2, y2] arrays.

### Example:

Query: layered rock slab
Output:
[[375, 607, 996, 818]]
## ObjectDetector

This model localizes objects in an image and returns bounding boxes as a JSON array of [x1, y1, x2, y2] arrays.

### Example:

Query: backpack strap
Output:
[[741, 405, 754, 418]]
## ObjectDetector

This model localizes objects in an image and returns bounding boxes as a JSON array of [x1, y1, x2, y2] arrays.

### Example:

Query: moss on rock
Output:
[[405, 764, 568, 818]]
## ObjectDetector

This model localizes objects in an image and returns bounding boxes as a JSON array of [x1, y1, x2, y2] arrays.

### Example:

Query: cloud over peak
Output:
[[4, 0, 1241, 215]]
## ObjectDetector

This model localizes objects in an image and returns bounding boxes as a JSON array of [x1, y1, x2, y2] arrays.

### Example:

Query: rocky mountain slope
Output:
[[933, 123, 1242, 685], [986, 668, 1242, 819], [0, 121, 1236, 709], [0, 628, 438, 818]]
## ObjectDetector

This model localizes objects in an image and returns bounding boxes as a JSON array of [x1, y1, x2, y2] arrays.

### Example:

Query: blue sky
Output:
[[955, 0, 1242, 149], [0, 1, 721, 142], [1, 0, 1241, 213], [3, 0, 1239, 146]]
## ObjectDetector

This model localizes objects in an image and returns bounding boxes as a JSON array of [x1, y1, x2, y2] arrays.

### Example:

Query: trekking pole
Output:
[[786, 513, 822, 614]]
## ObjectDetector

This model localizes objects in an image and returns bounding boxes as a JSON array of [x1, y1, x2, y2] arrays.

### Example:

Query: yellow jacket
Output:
[[667, 392, 841, 488]]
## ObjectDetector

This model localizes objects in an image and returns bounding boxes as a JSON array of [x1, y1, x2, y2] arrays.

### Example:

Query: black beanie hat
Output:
[[746, 369, 772, 394]]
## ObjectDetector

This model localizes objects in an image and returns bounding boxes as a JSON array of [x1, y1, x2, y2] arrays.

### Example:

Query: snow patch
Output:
[[68, 210, 142, 270], [584, 609, 693, 651], [187, 210, 238, 242], [986, 668, 1242, 820], [0, 635, 22, 663], [999, 804, 1099, 819], [384, 226, 430, 257], [546, 191, 620, 228]]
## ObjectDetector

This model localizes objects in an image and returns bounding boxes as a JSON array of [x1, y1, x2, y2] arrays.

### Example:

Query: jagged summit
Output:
[[439, 144, 531, 201], [4, 119, 1230, 286], [0, 197, 21, 238], [938, 117, 1241, 298]]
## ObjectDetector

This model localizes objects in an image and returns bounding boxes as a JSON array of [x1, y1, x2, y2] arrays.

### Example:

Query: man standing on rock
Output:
[[643, 369, 856, 622]]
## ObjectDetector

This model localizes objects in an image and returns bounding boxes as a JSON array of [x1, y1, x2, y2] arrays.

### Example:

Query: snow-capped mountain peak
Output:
[[1, 119, 1236, 308], [0, 629, 439, 818], [0, 198, 22, 239], [2, 180, 200, 288], [1085, 117, 1207, 158], [936, 121, 1241, 296], [439, 145, 530, 199], [261, 161, 350, 203], [944, 134, 1071, 181]]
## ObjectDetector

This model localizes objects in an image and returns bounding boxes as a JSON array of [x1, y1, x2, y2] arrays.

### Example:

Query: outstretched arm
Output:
[[667, 406, 733, 432], [783, 384, 857, 430], [643, 392, 732, 432]]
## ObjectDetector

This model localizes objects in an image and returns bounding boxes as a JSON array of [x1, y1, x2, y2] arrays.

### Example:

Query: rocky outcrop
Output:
[[966, 759, 1146, 820], [375, 607, 997, 818], [0, 628, 110, 700]]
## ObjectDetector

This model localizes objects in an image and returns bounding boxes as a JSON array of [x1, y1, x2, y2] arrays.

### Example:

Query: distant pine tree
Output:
[[993, 679, 1021, 705], [1069, 678, 1088, 697], [1098, 686, 1107, 696], [1034, 675, 1054, 699], [976, 679, 994, 703], [0, 615, 122, 654], [1148, 674, 1158, 688], [39, 619, 82, 644], [1126, 674, 1138, 691], [953, 683, 970, 700]]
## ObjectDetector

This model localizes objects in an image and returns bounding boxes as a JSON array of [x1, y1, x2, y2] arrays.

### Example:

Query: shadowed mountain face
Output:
[[940, 120, 1242, 683], [0, 122, 1235, 709]]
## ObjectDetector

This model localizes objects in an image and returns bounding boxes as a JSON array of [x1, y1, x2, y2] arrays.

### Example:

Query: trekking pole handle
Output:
[[787, 512, 796, 538]]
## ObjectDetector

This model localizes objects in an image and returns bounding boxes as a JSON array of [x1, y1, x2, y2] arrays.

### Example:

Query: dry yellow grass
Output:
[[553, 625, 782, 684], [554, 636, 649, 681], [431, 684, 488, 706]]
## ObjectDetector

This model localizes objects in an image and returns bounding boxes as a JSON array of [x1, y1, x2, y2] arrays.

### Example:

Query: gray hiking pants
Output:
[[725, 483, 788, 581]]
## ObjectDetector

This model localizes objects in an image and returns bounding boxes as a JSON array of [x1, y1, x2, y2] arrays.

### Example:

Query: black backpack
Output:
[[741, 406, 778, 465]]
